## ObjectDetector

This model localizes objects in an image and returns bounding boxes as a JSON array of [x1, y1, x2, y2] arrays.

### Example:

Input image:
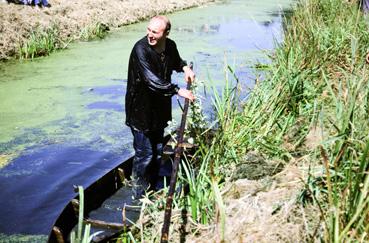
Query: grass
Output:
[[70, 186, 102, 243], [233, 0, 369, 241], [17, 21, 109, 59], [18, 24, 64, 59], [179, 0, 368, 240], [79, 22, 110, 41]]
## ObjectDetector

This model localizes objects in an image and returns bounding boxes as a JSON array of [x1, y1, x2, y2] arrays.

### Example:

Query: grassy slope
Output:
[[213, 0, 369, 241], [0, 0, 214, 60]]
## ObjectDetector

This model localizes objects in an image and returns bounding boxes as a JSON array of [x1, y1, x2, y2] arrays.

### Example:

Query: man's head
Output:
[[147, 16, 171, 47]]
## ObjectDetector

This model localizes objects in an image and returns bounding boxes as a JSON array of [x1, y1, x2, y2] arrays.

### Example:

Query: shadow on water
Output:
[[87, 101, 123, 111], [0, 0, 294, 240], [85, 83, 125, 111], [0, 143, 133, 235]]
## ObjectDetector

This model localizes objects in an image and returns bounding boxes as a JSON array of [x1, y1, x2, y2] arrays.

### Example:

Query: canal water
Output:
[[0, 0, 292, 240]]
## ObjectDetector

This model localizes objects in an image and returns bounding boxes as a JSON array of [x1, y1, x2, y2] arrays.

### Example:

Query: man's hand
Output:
[[178, 88, 195, 102], [183, 66, 195, 83]]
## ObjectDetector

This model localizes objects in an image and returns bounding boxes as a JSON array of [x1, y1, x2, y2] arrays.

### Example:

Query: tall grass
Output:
[[79, 22, 109, 41], [171, 65, 241, 237], [18, 25, 65, 59], [178, 0, 369, 240], [17, 21, 109, 59], [233, 0, 369, 240]]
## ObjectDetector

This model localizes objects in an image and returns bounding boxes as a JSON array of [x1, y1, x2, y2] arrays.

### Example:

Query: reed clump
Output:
[[79, 22, 110, 41], [17, 21, 110, 59], [222, 0, 369, 241], [18, 24, 64, 59]]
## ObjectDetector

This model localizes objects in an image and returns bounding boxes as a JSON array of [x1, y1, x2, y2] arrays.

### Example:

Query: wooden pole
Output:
[[161, 62, 193, 243]]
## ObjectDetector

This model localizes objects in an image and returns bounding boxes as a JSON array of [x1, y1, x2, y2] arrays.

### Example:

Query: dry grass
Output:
[[131, 158, 321, 242], [0, 0, 214, 60], [184, 161, 321, 243]]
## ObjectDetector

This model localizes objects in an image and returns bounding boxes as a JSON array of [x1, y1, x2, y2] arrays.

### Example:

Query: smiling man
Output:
[[125, 15, 195, 199]]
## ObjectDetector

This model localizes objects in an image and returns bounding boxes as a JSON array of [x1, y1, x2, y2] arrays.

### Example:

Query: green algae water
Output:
[[0, 0, 293, 240]]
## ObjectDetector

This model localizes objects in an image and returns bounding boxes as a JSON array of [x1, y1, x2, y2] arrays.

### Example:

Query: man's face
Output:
[[147, 18, 168, 47]]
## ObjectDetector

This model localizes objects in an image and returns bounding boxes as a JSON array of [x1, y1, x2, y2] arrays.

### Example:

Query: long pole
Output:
[[161, 62, 193, 243]]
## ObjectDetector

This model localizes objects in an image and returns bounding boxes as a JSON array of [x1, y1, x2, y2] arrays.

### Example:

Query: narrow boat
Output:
[[48, 136, 178, 243], [48, 155, 134, 243]]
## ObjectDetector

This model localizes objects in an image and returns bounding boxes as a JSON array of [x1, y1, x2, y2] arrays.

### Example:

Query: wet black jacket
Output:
[[125, 36, 187, 132]]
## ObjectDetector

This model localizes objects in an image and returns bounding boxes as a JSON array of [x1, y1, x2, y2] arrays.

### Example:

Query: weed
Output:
[[18, 24, 66, 59], [79, 22, 109, 41]]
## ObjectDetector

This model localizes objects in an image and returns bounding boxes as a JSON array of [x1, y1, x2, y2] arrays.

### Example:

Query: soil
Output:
[[0, 0, 214, 60]]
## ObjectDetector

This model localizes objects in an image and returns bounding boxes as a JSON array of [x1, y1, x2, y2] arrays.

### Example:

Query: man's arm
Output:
[[169, 40, 195, 83], [135, 46, 179, 96], [178, 65, 195, 101]]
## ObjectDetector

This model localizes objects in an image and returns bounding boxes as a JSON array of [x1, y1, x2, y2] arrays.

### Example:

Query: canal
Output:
[[0, 0, 292, 240]]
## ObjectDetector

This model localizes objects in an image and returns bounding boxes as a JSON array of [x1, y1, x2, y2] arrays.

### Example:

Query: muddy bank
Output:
[[0, 0, 214, 60]]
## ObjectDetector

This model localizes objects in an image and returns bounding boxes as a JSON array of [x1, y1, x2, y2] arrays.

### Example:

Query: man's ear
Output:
[[165, 30, 170, 36]]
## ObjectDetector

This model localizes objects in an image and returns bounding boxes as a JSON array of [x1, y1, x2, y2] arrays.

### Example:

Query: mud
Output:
[[231, 151, 284, 180]]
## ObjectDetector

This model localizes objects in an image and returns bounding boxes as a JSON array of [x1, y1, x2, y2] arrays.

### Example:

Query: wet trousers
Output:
[[130, 128, 172, 198], [362, 0, 369, 13]]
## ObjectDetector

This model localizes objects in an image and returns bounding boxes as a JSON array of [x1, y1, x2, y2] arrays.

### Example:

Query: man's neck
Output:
[[154, 40, 166, 53]]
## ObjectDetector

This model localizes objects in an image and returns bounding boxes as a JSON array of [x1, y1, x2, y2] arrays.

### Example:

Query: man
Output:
[[125, 15, 195, 199]]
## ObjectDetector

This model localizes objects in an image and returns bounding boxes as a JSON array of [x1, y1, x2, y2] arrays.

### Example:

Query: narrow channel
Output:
[[0, 0, 292, 240]]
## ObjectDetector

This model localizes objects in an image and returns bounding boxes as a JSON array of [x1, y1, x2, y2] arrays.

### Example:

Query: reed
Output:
[[17, 21, 109, 59], [79, 22, 110, 41], [18, 25, 66, 59], [70, 186, 101, 243], [181, 149, 214, 225], [174, 64, 242, 235], [178, 0, 369, 240], [237, 0, 369, 240]]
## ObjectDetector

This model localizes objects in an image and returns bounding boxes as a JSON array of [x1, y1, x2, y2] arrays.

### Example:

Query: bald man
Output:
[[125, 16, 195, 199]]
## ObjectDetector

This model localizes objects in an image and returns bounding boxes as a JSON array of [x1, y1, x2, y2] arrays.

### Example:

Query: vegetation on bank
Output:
[[0, 0, 215, 61], [258, 0, 369, 240], [113, 0, 368, 241], [17, 22, 109, 59]]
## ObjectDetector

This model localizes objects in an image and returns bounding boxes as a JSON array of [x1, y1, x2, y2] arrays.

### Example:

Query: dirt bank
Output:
[[0, 0, 214, 60]]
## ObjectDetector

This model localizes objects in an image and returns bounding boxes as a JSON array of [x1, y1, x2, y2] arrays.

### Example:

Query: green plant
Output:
[[18, 25, 65, 59], [79, 22, 109, 41], [70, 186, 102, 243], [241, 0, 369, 240]]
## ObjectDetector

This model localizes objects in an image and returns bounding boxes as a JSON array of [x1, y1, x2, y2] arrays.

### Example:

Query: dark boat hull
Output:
[[48, 134, 179, 243], [48, 156, 134, 243]]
